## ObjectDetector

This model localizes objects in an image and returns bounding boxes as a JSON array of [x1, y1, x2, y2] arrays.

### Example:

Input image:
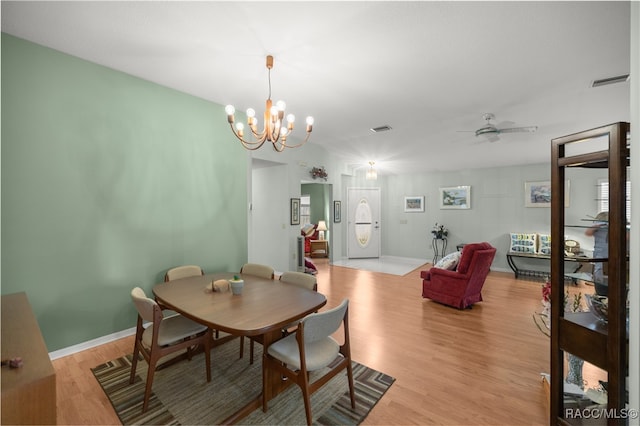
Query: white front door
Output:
[[347, 187, 381, 258]]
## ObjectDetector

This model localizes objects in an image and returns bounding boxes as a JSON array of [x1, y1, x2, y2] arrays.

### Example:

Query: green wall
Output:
[[301, 183, 330, 225], [1, 34, 248, 351]]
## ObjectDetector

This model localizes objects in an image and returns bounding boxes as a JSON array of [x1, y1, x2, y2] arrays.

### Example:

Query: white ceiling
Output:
[[1, 1, 631, 176]]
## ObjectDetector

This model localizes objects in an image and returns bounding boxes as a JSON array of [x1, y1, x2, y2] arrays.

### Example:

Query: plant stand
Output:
[[432, 237, 447, 264]]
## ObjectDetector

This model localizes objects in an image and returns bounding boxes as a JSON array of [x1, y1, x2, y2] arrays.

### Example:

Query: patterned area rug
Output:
[[92, 341, 394, 425]]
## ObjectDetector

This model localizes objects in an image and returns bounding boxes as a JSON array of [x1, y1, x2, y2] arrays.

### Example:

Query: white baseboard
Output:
[[48, 327, 136, 360]]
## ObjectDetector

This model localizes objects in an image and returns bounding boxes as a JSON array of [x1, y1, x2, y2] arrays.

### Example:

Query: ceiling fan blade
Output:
[[499, 126, 538, 134]]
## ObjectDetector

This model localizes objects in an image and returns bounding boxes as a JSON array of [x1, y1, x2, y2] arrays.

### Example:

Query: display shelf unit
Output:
[[550, 122, 629, 425]]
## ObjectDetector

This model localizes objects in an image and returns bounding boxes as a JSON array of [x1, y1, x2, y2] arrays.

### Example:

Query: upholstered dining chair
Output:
[[129, 287, 212, 413], [262, 298, 355, 425], [240, 263, 275, 279], [279, 271, 319, 335], [164, 264, 242, 354], [279, 271, 317, 291], [239, 263, 275, 363], [164, 264, 203, 282]]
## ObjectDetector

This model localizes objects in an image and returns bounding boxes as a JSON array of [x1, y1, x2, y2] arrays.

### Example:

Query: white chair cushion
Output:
[[268, 333, 340, 371], [143, 314, 207, 347]]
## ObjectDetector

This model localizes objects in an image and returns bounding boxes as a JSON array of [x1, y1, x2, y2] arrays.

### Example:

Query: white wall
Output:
[[249, 162, 289, 273], [249, 140, 346, 271], [350, 163, 605, 272]]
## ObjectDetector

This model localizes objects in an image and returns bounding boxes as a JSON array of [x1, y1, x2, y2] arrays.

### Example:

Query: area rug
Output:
[[92, 341, 394, 425]]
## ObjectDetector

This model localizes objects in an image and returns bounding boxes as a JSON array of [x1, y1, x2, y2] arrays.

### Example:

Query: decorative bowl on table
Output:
[[585, 294, 608, 323]]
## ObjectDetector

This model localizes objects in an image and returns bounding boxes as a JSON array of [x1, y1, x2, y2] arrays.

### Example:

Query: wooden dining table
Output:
[[153, 272, 327, 424]]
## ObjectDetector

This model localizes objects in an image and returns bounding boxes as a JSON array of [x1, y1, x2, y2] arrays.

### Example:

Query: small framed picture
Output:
[[290, 198, 300, 225], [404, 196, 425, 212], [333, 200, 341, 223], [439, 186, 471, 209], [524, 180, 570, 208]]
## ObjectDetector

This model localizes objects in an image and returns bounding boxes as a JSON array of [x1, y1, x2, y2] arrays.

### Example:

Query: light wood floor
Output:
[[53, 260, 554, 425]]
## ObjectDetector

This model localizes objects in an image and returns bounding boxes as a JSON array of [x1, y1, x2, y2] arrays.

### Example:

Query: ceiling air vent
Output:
[[370, 125, 392, 133], [591, 74, 629, 88]]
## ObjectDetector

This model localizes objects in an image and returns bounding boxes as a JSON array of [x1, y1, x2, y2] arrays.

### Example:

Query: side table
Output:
[[310, 239, 328, 258], [432, 237, 447, 264]]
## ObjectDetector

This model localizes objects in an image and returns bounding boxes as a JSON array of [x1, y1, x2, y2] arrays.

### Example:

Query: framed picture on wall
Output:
[[290, 198, 300, 225], [524, 180, 570, 207], [404, 196, 425, 212], [439, 186, 471, 209], [334, 200, 341, 223]]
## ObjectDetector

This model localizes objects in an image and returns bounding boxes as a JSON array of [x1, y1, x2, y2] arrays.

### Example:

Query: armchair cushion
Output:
[[433, 251, 461, 271]]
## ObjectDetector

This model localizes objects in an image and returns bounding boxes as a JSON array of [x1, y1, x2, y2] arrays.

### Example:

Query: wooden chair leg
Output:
[[142, 355, 158, 413], [204, 330, 212, 382], [250, 339, 255, 364], [347, 361, 356, 408], [299, 373, 313, 426], [129, 342, 140, 384], [239, 336, 244, 359]]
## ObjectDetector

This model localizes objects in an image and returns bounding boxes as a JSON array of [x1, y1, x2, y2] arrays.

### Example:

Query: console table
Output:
[[506, 252, 587, 280]]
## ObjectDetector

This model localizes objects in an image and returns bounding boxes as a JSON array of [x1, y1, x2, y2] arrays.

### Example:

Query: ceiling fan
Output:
[[462, 113, 538, 142]]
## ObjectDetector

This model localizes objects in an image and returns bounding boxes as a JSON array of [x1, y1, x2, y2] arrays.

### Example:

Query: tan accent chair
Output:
[[279, 271, 317, 292], [164, 265, 204, 282], [129, 287, 212, 413], [240, 263, 275, 279], [262, 299, 355, 425]]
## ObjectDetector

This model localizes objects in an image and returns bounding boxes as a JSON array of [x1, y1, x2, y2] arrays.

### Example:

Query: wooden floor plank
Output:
[[52, 260, 551, 425]]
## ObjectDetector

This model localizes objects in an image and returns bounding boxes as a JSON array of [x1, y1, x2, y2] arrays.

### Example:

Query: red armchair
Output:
[[421, 242, 496, 309], [301, 224, 319, 256]]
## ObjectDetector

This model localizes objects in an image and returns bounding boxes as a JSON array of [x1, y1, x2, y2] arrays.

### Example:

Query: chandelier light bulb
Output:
[[276, 100, 286, 111], [225, 105, 235, 116], [246, 108, 255, 118], [235, 122, 244, 131], [287, 114, 295, 123]]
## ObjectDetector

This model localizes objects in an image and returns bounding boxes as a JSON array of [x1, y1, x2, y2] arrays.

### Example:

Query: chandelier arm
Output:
[[228, 123, 268, 149], [271, 131, 312, 150]]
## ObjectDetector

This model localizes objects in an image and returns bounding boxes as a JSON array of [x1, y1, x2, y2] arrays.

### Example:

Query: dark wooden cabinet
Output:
[[550, 122, 629, 425]]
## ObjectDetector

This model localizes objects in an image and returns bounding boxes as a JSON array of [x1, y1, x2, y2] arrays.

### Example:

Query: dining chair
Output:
[[239, 263, 275, 279], [279, 271, 317, 291], [129, 287, 212, 413], [245, 269, 314, 364], [164, 264, 204, 282], [262, 299, 355, 425], [279, 271, 319, 335], [164, 264, 242, 354], [239, 263, 275, 362]]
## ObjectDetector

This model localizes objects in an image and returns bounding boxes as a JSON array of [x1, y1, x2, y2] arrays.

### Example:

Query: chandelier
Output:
[[366, 161, 377, 180], [225, 55, 313, 152]]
